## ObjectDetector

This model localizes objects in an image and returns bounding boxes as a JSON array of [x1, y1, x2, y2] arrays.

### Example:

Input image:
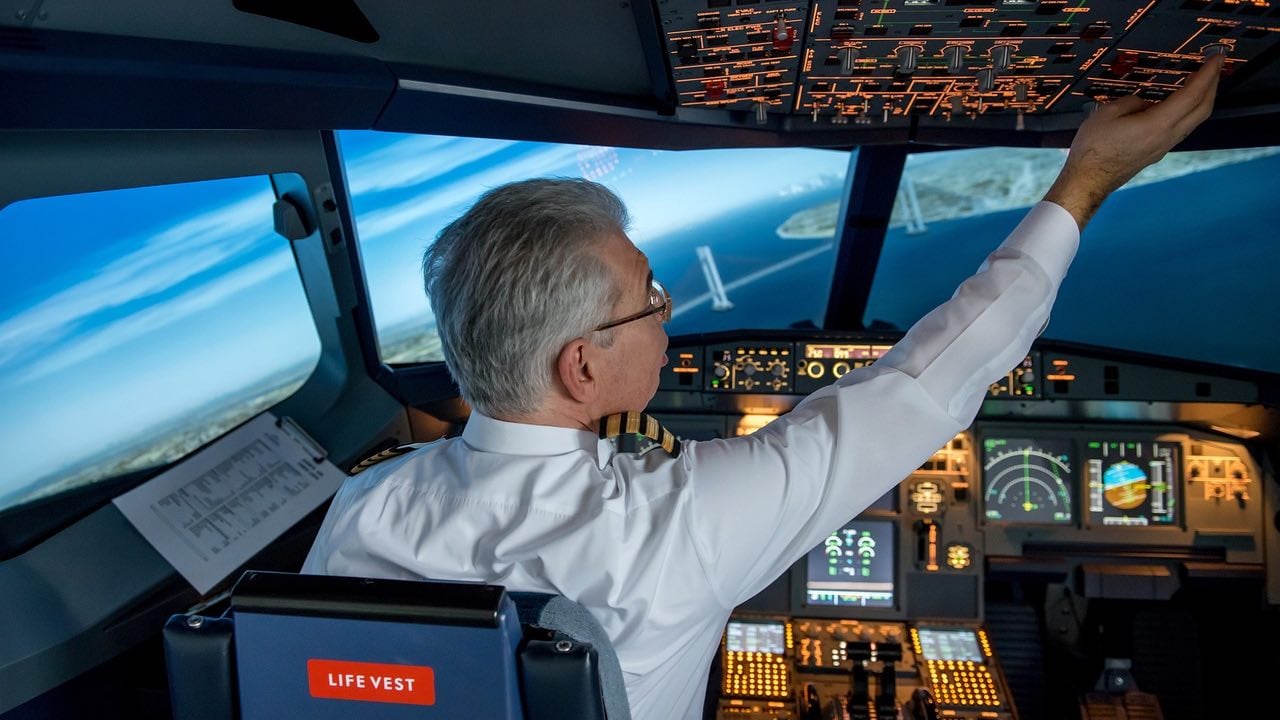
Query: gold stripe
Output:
[[599, 411, 681, 458], [349, 445, 414, 474]]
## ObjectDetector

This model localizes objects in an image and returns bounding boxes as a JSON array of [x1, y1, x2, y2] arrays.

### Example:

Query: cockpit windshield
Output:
[[339, 131, 854, 363], [866, 145, 1280, 372]]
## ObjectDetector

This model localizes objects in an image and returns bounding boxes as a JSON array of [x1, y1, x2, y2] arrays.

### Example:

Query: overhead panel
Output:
[[659, 1, 812, 120], [656, 0, 1280, 129], [799, 0, 1151, 127], [1073, 1, 1280, 106]]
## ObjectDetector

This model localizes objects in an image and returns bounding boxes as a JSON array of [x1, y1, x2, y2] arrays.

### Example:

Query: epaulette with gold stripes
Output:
[[599, 411, 681, 459], [348, 443, 418, 475]]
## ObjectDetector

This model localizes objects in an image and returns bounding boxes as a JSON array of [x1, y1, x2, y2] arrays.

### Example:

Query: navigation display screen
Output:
[[1084, 439, 1179, 527], [916, 627, 984, 662], [726, 621, 786, 654], [804, 518, 895, 608], [981, 437, 1075, 525]]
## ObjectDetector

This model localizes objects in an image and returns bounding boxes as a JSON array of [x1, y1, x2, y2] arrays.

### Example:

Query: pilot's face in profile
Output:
[[593, 231, 670, 414]]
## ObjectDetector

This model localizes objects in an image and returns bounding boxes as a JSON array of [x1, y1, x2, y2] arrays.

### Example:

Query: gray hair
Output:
[[423, 178, 630, 418]]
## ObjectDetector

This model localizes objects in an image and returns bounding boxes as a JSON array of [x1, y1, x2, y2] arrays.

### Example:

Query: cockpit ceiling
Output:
[[3, 1, 1279, 146]]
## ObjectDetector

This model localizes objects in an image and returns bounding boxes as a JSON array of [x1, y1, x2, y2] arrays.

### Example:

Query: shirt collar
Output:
[[462, 411, 604, 458]]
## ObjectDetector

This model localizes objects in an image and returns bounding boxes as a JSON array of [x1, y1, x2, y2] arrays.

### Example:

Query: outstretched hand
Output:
[[1044, 54, 1224, 229]]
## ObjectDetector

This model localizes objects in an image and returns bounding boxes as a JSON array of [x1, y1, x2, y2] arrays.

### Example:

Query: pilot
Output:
[[303, 58, 1223, 720]]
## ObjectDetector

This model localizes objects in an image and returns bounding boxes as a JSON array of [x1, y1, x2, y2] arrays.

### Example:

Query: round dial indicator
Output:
[[982, 438, 1074, 524]]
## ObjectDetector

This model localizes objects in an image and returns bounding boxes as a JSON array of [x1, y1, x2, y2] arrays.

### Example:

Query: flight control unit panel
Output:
[[656, 0, 1280, 127]]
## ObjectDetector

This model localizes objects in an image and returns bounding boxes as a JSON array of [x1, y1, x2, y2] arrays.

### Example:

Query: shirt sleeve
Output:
[[681, 201, 1080, 608]]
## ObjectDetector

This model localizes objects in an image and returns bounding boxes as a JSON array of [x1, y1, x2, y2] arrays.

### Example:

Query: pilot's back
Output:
[[302, 411, 728, 720]]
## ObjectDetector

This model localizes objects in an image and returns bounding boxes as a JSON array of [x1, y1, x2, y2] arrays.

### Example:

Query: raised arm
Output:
[[682, 57, 1224, 607]]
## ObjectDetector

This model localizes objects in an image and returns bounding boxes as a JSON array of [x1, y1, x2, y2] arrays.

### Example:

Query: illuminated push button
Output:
[[897, 45, 921, 74], [1111, 51, 1139, 76]]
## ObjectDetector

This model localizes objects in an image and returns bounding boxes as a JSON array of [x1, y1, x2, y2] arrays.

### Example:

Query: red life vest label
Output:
[[306, 659, 436, 705]]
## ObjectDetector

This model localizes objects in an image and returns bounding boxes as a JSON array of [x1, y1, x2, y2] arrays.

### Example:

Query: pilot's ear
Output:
[[556, 337, 596, 404]]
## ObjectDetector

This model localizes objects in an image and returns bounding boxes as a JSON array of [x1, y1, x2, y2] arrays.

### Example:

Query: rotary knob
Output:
[[896, 45, 921, 75], [991, 43, 1015, 72], [977, 68, 996, 93], [944, 45, 966, 74], [840, 46, 860, 75]]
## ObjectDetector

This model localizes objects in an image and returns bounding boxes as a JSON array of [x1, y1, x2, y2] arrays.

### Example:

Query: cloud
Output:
[[345, 135, 519, 195], [353, 145, 585, 242], [14, 251, 295, 383], [0, 188, 275, 371]]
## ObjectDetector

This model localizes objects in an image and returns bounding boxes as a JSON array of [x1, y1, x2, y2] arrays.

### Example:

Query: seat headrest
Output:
[[230, 571, 526, 719]]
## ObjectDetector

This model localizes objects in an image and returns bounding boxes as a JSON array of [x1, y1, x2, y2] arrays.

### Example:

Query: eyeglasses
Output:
[[593, 278, 672, 332]]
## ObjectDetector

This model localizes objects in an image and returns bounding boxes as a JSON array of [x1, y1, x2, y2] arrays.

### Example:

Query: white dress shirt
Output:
[[302, 201, 1079, 720]]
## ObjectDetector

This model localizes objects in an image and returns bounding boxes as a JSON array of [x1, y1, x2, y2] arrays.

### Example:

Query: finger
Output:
[[1172, 86, 1218, 140], [1097, 94, 1147, 119], [1145, 54, 1224, 124], [1170, 59, 1224, 137]]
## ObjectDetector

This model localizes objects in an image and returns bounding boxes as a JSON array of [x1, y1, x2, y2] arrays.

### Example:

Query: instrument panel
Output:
[[657, 331, 1272, 719], [675, 340, 1038, 397], [657, 0, 1280, 127], [701, 421, 1264, 720]]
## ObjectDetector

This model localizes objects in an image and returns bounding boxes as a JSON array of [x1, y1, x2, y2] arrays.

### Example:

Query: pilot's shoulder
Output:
[[348, 442, 429, 475], [600, 411, 682, 460]]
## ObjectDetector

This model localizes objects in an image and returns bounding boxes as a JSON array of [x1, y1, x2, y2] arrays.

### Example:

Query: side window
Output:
[[0, 176, 321, 512]]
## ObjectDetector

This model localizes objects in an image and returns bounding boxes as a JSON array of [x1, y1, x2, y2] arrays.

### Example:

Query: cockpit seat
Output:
[[162, 570, 629, 720]]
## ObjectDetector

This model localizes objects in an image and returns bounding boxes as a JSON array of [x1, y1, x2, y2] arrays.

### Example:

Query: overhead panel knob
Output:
[[977, 68, 996, 93], [991, 43, 1014, 72], [755, 101, 769, 125], [944, 45, 966, 75], [840, 46, 860, 75], [772, 15, 795, 53], [896, 45, 921, 75]]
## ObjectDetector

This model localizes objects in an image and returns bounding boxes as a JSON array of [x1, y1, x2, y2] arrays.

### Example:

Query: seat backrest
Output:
[[163, 571, 628, 720], [510, 592, 631, 720]]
